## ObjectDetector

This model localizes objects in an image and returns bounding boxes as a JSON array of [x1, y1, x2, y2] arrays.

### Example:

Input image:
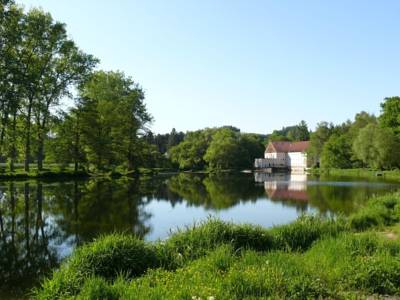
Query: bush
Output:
[[349, 194, 400, 231], [271, 215, 347, 251], [36, 234, 158, 299], [159, 218, 275, 268]]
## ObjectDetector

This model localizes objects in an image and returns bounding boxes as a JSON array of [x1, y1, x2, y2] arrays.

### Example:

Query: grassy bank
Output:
[[34, 193, 400, 299], [309, 168, 400, 181], [0, 166, 177, 180]]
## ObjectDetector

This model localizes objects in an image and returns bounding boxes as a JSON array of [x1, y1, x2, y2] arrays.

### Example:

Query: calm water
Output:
[[0, 172, 398, 298]]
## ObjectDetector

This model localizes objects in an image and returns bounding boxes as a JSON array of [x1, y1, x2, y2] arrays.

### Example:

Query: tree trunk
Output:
[[37, 132, 44, 171], [0, 111, 9, 161], [35, 183, 43, 241], [9, 111, 17, 172], [24, 182, 30, 259], [37, 110, 49, 171], [74, 116, 80, 172], [24, 98, 33, 172]]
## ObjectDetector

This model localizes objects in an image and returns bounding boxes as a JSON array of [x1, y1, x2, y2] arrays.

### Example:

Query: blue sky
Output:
[[19, 0, 400, 134]]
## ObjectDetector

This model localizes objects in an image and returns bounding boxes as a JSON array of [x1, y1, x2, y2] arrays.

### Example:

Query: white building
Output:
[[254, 141, 310, 172]]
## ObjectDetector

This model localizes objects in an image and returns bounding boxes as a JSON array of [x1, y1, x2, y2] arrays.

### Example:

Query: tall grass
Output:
[[34, 193, 400, 299], [349, 193, 400, 230]]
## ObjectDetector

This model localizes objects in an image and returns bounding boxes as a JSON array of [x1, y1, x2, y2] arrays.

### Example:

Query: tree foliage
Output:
[[379, 97, 400, 134], [0, 2, 97, 171], [353, 124, 400, 170], [320, 134, 353, 169], [268, 121, 310, 143], [76, 71, 151, 171], [169, 127, 264, 170]]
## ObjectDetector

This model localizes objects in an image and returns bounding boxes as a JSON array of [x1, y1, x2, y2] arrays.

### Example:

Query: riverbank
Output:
[[0, 167, 178, 181], [34, 192, 400, 299], [309, 168, 400, 181]]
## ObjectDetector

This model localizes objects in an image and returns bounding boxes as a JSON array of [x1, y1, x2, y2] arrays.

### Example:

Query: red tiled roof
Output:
[[267, 141, 310, 153]]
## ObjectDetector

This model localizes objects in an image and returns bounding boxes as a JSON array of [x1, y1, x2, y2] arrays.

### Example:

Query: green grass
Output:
[[0, 164, 90, 180], [310, 167, 400, 181], [0, 164, 177, 180], [34, 192, 400, 299]]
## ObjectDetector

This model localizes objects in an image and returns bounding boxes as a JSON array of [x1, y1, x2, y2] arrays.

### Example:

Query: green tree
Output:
[[320, 134, 352, 169], [287, 120, 310, 141], [169, 129, 214, 170], [0, 1, 24, 170], [204, 128, 242, 170], [353, 123, 400, 169], [45, 109, 85, 171], [308, 122, 335, 167], [79, 71, 151, 171], [238, 133, 265, 168], [379, 96, 400, 134]]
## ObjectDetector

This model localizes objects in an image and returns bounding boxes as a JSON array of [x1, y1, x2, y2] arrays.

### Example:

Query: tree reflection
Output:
[[0, 182, 58, 298], [167, 173, 265, 209], [0, 178, 154, 298]]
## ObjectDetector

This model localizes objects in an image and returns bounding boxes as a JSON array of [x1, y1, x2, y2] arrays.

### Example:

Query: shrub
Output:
[[349, 208, 385, 231], [36, 234, 158, 299], [349, 194, 400, 231], [159, 218, 274, 268], [271, 215, 347, 251]]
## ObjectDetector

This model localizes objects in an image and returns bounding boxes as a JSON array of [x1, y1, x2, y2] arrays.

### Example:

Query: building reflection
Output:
[[255, 172, 309, 203]]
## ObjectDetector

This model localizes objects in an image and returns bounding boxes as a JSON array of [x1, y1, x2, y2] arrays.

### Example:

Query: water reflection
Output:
[[255, 172, 398, 215], [0, 183, 59, 298], [0, 173, 398, 298]]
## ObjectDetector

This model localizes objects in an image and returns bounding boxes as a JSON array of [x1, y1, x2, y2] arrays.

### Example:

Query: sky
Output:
[[18, 0, 400, 134]]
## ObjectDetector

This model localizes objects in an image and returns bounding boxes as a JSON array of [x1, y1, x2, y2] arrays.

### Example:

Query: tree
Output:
[[320, 134, 352, 169], [204, 128, 243, 170], [166, 128, 184, 151], [45, 109, 85, 171], [287, 120, 310, 141], [169, 129, 214, 170], [238, 133, 265, 168], [0, 1, 24, 169], [78, 71, 151, 171], [267, 121, 310, 143], [0, 3, 97, 172], [353, 123, 400, 169], [379, 97, 400, 134], [307, 122, 335, 167], [24, 9, 97, 171]]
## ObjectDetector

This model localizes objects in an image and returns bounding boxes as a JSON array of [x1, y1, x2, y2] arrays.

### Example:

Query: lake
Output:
[[0, 172, 398, 299]]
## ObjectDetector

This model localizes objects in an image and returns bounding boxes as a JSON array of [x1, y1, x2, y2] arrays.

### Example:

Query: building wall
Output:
[[287, 152, 307, 169], [255, 151, 308, 170]]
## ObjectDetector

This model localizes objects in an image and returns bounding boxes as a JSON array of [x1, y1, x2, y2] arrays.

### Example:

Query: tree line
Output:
[[168, 126, 265, 170], [0, 1, 163, 173], [308, 97, 400, 170]]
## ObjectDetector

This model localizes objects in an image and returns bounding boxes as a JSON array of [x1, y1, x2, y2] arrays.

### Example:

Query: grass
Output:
[[34, 192, 400, 299], [0, 164, 176, 180], [310, 167, 400, 181]]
